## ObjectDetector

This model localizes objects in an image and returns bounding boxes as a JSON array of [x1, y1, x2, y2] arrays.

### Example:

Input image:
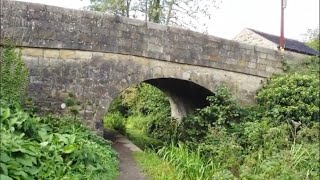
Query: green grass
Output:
[[133, 151, 178, 180], [157, 143, 217, 180], [125, 128, 162, 150]]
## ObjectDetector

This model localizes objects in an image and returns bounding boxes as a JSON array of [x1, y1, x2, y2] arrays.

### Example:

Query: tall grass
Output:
[[134, 150, 178, 180], [157, 143, 216, 180]]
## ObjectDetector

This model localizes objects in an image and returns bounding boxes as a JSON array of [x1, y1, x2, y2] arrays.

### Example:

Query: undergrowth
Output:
[[0, 102, 119, 179], [0, 41, 119, 179]]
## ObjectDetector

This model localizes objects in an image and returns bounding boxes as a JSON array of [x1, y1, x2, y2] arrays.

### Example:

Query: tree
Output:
[[162, 0, 220, 31], [304, 27, 319, 51], [88, 0, 133, 17], [88, 0, 220, 32]]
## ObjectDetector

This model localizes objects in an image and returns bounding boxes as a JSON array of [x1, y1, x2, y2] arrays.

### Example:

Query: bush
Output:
[[126, 114, 150, 131], [0, 101, 119, 179], [177, 86, 243, 143], [257, 73, 319, 125], [146, 112, 179, 143], [200, 86, 242, 126], [104, 112, 126, 134]]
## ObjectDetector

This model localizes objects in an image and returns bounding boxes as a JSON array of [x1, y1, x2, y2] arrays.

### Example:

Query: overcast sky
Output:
[[17, 0, 319, 41]]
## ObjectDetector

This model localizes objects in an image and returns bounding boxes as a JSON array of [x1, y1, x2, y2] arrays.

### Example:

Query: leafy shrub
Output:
[[198, 127, 243, 177], [121, 83, 170, 116], [0, 101, 119, 180], [0, 44, 118, 179], [104, 112, 126, 134], [257, 73, 319, 125], [296, 122, 319, 143], [178, 86, 243, 143], [0, 41, 29, 105], [126, 114, 150, 131], [200, 86, 242, 126], [146, 112, 179, 143]]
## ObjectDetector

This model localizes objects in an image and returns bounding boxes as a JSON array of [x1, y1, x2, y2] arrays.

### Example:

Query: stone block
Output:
[[92, 52, 104, 57], [59, 50, 76, 59], [266, 53, 277, 61], [258, 52, 267, 59], [22, 56, 39, 67], [147, 22, 168, 31], [147, 43, 163, 53], [44, 49, 59, 58], [103, 53, 119, 61], [248, 62, 257, 69], [257, 64, 267, 71], [75, 50, 93, 59], [22, 48, 43, 57], [38, 57, 50, 66]]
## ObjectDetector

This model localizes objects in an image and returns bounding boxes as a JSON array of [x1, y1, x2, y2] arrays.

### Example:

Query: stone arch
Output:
[[99, 77, 214, 124], [91, 60, 222, 134], [73, 53, 264, 134]]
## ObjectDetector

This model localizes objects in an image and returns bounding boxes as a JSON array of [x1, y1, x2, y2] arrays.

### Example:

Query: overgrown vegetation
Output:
[[0, 42, 28, 105], [0, 42, 119, 179], [105, 53, 319, 179]]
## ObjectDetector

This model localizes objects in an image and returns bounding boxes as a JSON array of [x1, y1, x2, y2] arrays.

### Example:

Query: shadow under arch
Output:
[[105, 77, 214, 122], [144, 78, 214, 121]]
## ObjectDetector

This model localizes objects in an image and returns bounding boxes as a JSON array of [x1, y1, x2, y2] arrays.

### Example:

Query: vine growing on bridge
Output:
[[0, 40, 29, 106]]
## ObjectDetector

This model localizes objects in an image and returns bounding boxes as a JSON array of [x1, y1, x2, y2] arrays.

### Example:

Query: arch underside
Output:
[[145, 78, 213, 121]]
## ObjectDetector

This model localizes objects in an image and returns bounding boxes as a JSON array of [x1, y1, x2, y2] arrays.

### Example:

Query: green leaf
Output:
[[63, 144, 77, 154], [12, 170, 33, 180], [38, 128, 48, 142], [16, 156, 34, 167], [40, 141, 49, 147], [1, 108, 10, 121], [69, 135, 76, 144], [9, 117, 18, 126], [0, 174, 13, 180], [0, 153, 11, 163], [23, 166, 39, 175], [0, 163, 8, 175]]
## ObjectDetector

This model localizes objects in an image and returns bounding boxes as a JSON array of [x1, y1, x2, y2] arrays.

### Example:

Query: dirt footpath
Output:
[[103, 129, 147, 180]]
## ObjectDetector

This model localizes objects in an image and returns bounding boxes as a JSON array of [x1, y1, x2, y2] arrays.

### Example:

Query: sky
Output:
[[17, 0, 319, 41]]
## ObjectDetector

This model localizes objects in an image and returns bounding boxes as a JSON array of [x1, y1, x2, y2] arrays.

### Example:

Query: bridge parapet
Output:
[[1, 0, 305, 78]]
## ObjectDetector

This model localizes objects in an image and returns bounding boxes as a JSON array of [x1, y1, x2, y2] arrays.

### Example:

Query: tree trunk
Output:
[[165, 0, 175, 25]]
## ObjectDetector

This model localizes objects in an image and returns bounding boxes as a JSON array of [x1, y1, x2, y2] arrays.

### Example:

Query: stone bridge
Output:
[[0, 0, 305, 133]]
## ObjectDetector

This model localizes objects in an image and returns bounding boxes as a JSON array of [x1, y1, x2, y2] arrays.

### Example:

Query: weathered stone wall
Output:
[[0, 0, 301, 79], [20, 47, 264, 133]]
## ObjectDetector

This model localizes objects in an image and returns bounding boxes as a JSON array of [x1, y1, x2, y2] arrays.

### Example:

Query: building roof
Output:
[[248, 28, 319, 56]]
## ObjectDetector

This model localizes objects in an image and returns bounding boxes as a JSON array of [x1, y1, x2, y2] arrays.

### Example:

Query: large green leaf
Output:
[[38, 128, 48, 142], [63, 144, 77, 154], [16, 155, 34, 167], [0, 174, 13, 180], [0, 153, 11, 163], [0, 163, 8, 175], [1, 108, 10, 121]]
